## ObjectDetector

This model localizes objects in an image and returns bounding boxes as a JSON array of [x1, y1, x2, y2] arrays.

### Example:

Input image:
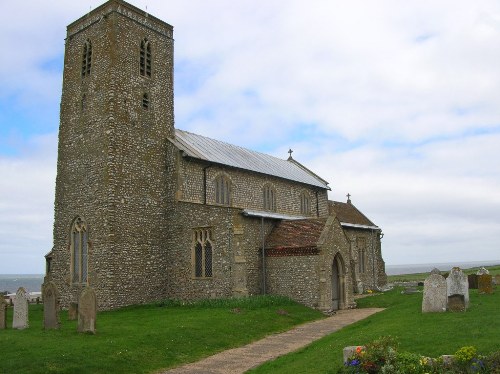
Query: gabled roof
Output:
[[169, 129, 330, 189], [265, 218, 327, 249], [328, 200, 379, 230]]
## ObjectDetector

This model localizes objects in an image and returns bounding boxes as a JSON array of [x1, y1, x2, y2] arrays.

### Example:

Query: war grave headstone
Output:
[[0, 296, 7, 329], [422, 268, 447, 313], [42, 282, 60, 329], [12, 287, 29, 329], [446, 267, 469, 311], [78, 287, 96, 334], [68, 302, 78, 321]]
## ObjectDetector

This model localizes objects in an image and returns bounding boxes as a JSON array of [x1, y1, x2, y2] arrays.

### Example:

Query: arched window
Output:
[[193, 228, 213, 278], [81, 40, 92, 77], [357, 237, 366, 273], [140, 38, 152, 77], [263, 184, 276, 211], [215, 175, 230, 206], [142, 93, 149, 110], [300, 191, 310, 215], [71, 217, 88, 284]]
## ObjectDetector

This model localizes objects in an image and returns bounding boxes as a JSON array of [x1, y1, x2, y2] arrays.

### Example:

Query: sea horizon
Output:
[[1, 259, 499, 291]]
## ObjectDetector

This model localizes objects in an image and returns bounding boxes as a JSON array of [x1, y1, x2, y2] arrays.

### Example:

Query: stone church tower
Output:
[[46, 0, 175, 309]]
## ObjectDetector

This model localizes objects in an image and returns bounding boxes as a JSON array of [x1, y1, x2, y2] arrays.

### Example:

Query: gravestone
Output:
[[42, 282, 60, 329], [0, 296, 7, 329], [12, 287, 29, 329], [494, 275, 500, 286], [448, 294, 466, 312], [343, 346, 365, 363], [467, 274, 478, 289], [446, 267, 469, 309], [422, 271, 447, 313], [430, 268, 441, 275], [477, 267, 489, 275], [78, 287, 96, 334], [478, 274, 493, 294], [68, 302, 78, 321]]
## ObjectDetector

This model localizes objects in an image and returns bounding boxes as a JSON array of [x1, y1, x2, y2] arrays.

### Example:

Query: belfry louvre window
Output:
[[193, 228, 213, 278], [263, 184, 276, 211], [300, 191, 310, 215], [81, 40, 92, 77], [142, 93, 149, 109], [71, 217, 88, 284], [140, 38, 152, 77], [215, 175, 230, 206]]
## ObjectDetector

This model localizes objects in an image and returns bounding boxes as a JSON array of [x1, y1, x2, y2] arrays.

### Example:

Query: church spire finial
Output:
[[346, 193, 351, 204], [287, 148, 293, 160]]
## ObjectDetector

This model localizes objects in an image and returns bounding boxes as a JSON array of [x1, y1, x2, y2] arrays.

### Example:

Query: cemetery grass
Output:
[[249, 287, 500, 374], [0, 296, 323, 374]]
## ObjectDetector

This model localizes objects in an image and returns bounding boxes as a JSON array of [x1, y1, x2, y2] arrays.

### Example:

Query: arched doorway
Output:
[[332, 254, 345, 310]]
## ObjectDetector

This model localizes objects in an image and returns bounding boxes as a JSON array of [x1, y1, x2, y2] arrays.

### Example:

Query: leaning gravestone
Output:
[[42, 282, 60, 329], [478, 274, 493, 294], [13, 287, 29, 329], [446, 267, 469, 310], [422, 269, 447, 313], [78, 287, 96, 334], [0, 296, 7, 329]]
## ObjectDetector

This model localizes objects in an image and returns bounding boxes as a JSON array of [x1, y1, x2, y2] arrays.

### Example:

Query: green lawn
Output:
[[249, 287, 500, 373], [0, 296, 323, 374]]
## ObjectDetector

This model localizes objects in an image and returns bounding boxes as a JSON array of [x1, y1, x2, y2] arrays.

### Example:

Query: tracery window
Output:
[[140, 38, 152, 77], [215, 175, 231, 206], [263, 184, 276, 211], [193, 228, 213, 278], [300, 191, 310, 215], [81, 39, 92, 77], [71, 217, 88, 284]]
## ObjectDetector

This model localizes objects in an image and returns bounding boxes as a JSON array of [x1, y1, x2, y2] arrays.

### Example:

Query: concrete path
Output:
[[161, 307, 384, 374]]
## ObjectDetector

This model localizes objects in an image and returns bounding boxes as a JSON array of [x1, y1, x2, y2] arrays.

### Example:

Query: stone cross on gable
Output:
[[346, 193, 351, 203], [287, 149, 293, 160]]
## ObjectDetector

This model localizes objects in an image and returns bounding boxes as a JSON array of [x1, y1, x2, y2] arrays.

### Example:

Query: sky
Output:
[[1, 0, 499, 274]]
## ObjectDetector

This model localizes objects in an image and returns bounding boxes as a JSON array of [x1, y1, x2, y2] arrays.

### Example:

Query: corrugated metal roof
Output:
[[170, 129, 330, 189]]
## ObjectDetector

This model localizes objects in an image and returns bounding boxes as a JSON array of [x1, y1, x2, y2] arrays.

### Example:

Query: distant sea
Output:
[[0, 274, 44, 294], [386, 260, 500, 275], [1, 260, 499, 292]]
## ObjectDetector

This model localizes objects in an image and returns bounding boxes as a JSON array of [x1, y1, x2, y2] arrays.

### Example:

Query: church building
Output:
[[45, 0, 387, 311]]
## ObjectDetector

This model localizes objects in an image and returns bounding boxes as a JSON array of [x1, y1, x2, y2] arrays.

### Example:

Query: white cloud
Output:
[[0, 0, 499, 272]]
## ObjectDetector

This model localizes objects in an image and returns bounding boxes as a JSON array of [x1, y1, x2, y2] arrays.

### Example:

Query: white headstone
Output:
[[13, 287, 29, 329], [446, 267, 469, 309], [422, 271, 447, 313]]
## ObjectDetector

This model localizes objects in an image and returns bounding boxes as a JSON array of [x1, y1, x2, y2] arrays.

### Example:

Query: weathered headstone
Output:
[[422, 271, 447, 313], [430, 268, 441, 275], [12, 287, 29, 329], [467, 274, 478, 289], [78, 287, 96, 334], [448, 294, 466, 312], [42, 282, 60, 329], [478, 274, 493, 294], [68, 302, 78, 321], [446, 267, 469, 310], [494, 274, 500, 286], [0, 296, 7, 329], [477, 267, 489, 275]]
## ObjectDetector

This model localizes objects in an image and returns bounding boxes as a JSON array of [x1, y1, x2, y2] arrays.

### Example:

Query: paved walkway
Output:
[[161, 307, 384, 374]]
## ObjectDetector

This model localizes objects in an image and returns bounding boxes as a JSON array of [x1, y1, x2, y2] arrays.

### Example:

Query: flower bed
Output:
[[340, 336, 500, 373]]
